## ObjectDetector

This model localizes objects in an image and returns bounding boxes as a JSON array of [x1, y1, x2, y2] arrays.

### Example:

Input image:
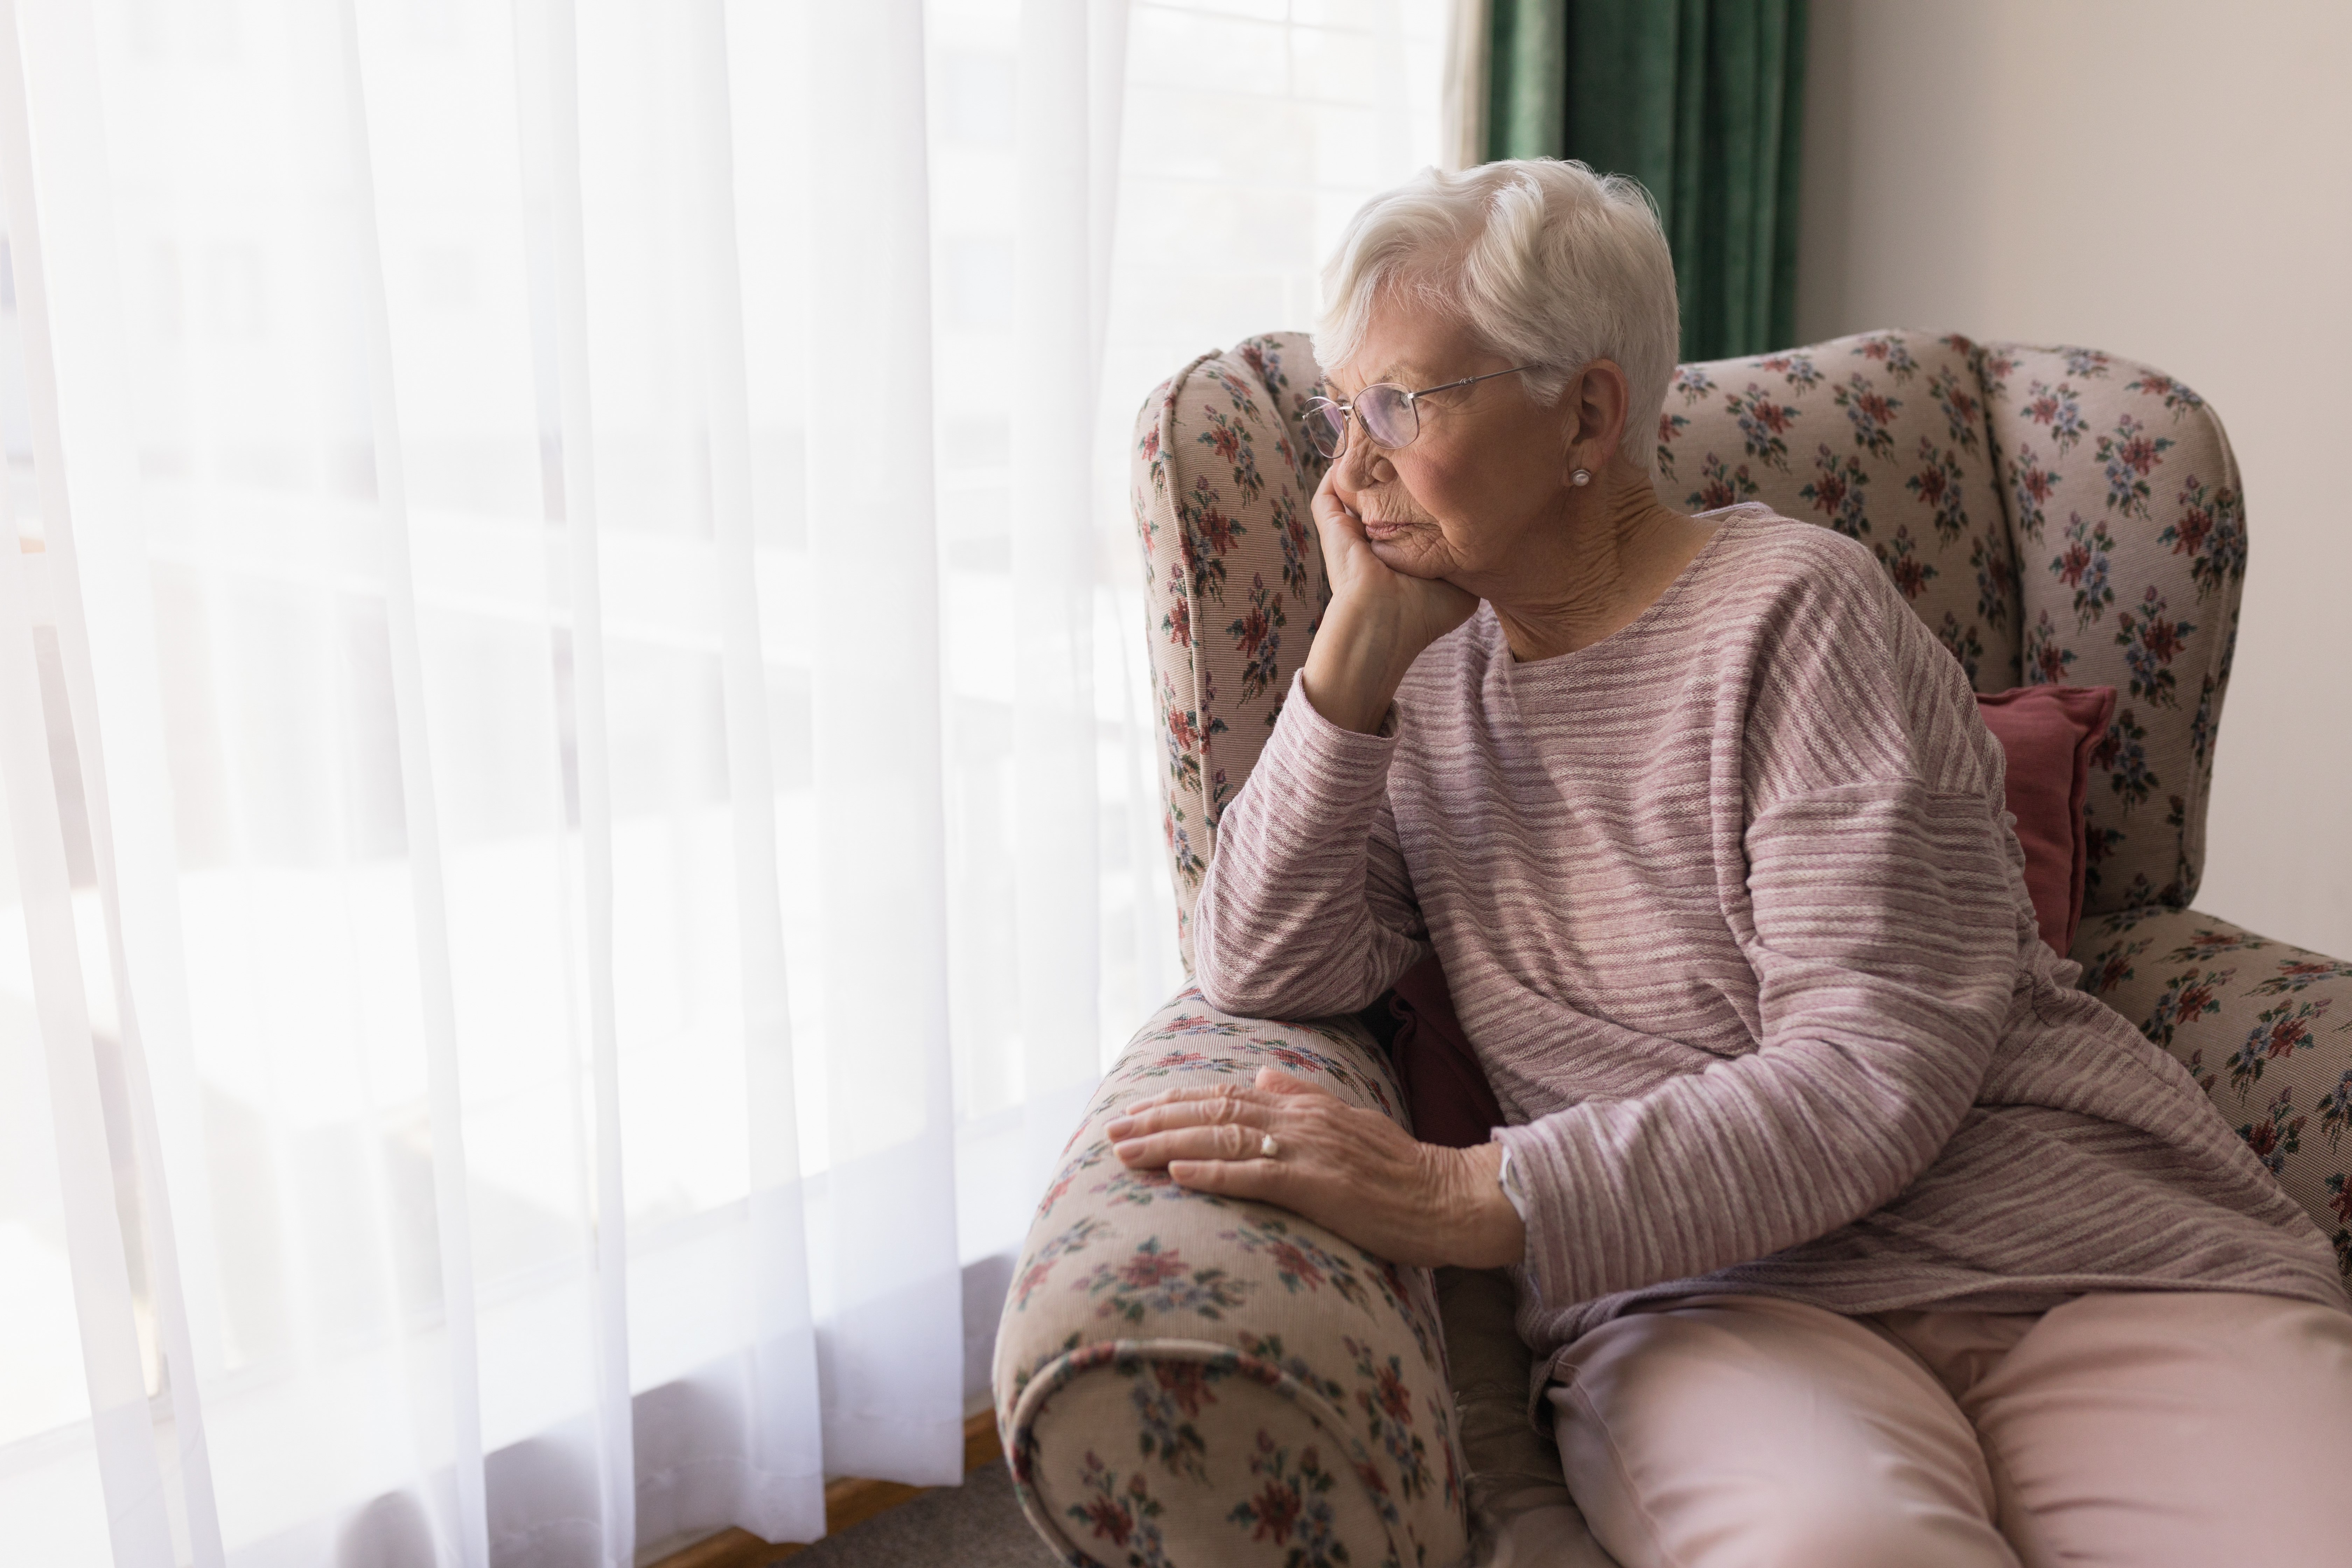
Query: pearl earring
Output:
[[1570, 468, 1591, 487]]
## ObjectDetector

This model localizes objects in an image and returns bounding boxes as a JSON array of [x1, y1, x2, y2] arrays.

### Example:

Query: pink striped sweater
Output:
[[1194, 507, 2346, 1368]]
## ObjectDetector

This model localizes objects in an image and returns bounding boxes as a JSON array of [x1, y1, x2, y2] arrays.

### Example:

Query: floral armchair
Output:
[[993, 328, 2352, 1568]]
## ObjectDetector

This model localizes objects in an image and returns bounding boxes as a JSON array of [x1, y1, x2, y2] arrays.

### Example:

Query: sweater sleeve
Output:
[[1191, 672, 1432, 1018], [1492, 774, 2022, 1306]]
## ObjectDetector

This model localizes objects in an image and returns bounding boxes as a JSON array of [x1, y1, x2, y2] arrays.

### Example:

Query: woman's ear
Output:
[[1563, 359, 1632, 476]]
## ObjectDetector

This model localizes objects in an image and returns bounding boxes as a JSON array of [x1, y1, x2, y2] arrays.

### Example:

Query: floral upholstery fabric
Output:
[[1005, 329, 2345, 1568], [994, 992, 1470, 1568], [1133, 334, 1334, 972], [1979, 344, 2245, 913], [2074, 906, 2352, 1278]]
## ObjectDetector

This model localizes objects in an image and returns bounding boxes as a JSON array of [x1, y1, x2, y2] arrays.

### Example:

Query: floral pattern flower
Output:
[[1684, 450, 1761, 512], [1128, 1359, 1229, 1483], [1725, 382, 1799, 471], [2004, 440, 2059, 544], [1080, 1238, 1254, 1324], [2239, 1087, 2307, 1179], [2113, 586, 2194, 707], [2020, 379, 2088, 455], [1656, 409, 1691, 478], [1228, 1432, 1347, 1567], [1833, 372, 1903, 460], [2051, 512, 2117, 626], [1905, 437, 1971, 542], [1797, 442, 1871, 539], [1067, 1451, 1174, 1568], [2159, 473, 2247, 598]]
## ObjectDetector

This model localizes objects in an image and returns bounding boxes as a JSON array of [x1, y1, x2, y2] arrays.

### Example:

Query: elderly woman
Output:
[[1104, 160, 2352, 1568]]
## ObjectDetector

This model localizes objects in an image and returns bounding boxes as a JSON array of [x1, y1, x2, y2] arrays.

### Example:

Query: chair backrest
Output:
[[1132, 329, 2248, 969]]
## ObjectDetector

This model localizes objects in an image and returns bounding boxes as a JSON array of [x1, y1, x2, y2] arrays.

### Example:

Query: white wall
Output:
[[1795, 0, 2352, 959]]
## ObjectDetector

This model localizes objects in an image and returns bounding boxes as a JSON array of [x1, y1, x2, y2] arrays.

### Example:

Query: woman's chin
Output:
[[1366, 531, 1448, 577]]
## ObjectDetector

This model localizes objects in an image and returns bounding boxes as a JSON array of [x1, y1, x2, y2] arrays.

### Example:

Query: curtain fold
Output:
[[337, 2, 498, 1559], [1487, 0, 1807, 359], [509, 0, 642, 1554]]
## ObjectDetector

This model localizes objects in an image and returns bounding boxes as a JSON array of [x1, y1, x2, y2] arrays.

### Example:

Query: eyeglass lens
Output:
[[1302, 384, 1418, 459], [1303, 400, 1348, 458], [1356, 385, 1416, 449]]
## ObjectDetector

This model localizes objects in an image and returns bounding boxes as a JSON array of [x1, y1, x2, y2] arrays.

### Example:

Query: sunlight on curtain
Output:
[[0, 0, 1444, 1563]]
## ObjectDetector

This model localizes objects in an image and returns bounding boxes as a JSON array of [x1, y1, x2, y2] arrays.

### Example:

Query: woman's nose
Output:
[[1338, 433, 1392, 488]]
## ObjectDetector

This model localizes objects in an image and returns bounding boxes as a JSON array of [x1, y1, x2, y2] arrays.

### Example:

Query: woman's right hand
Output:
[[1301, 465, 1479, 733]]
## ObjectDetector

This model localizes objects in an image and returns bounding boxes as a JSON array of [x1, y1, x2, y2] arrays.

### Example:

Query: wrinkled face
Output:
[[1323, 297, 1578, 587]]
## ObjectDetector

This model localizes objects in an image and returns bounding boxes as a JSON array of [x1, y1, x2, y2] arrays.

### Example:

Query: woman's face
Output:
[[1323, 299, 1584, 588]]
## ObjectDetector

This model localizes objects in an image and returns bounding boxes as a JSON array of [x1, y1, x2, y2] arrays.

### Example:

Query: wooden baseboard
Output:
[[650, 1412, 1004, 1568]]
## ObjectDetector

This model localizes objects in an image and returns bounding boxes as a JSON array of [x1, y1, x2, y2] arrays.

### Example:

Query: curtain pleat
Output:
[[0, 503, 175, 1568], [1486, 0, 1567, 160], [0, 3, 225, 1561], [1013, 0, 1105, 1188], [1487, 0, 1808, 358], [331, 2, 495, 1559], [799, 0, 963, 1490], [510, 0, 638, 1557], [672, 0, 828, 1542]]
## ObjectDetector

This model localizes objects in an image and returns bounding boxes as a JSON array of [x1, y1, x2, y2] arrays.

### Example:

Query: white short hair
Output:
[[1315, 159, 1680, 473]]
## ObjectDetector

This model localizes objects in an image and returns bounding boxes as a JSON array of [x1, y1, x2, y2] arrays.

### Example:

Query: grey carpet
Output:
[[790, 1463, 1058, 1568]]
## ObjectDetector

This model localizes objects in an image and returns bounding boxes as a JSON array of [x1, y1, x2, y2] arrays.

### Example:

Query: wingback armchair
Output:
[[993, 329, 2352, 1568]]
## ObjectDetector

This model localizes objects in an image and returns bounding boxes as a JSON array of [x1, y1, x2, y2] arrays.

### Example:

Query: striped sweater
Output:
[[1194, 507, 2347, 1368]]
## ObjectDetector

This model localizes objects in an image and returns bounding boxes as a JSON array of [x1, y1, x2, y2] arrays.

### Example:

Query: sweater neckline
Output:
[[1494, 503, 1759, 686]]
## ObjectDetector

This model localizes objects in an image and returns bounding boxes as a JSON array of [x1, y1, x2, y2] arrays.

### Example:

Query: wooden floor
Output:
[[651, 1414, 1005, 1568]]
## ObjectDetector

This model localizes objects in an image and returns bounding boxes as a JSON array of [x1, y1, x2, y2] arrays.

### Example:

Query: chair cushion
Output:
[[1977, 684, 2116, 955]]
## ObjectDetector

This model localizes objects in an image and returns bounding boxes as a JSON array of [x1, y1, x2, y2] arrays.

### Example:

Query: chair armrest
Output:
[[993, 987, 1470, 1568], [2075, 905, 2352, 1275]]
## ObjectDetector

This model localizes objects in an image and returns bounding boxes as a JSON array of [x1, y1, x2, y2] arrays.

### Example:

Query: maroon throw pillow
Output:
[[1975, 684, 2116, 958]]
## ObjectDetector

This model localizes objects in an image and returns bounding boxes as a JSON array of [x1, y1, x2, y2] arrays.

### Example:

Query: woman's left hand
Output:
[[1105, 1067, 1526, 1269]]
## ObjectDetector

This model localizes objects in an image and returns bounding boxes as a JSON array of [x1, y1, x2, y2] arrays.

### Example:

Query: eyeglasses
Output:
[[1300, 365, 1538, 459]]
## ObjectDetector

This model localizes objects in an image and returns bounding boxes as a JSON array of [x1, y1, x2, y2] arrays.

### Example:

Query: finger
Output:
[[1105, 1086, 1269, 1139], [1112, 1120, 1277, 1169], [1310, 465, 1369, 541], [1166, 1157, 1283, 1200]]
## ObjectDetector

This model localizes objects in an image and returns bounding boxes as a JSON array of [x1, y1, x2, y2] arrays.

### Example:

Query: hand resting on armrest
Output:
[[1107, 1065, 1527, 1269]]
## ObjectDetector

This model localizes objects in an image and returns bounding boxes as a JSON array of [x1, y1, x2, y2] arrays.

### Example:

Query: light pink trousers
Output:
[[1546, 1290, 2352, 1568]]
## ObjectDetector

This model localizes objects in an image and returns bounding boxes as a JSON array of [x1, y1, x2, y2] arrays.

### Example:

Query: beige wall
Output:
[[1795, 0, 2352, 959]]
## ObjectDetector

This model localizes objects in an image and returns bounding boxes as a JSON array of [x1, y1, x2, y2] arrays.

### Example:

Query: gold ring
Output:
[[1260, 1133, 1280, 1159]]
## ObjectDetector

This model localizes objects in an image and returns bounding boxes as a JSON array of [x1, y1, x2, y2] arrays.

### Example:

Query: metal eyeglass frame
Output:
[[1300, 364, 1539, 458]]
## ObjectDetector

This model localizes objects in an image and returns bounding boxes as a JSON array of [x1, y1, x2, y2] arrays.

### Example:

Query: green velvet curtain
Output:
[[1487, 0, 1807, 360]]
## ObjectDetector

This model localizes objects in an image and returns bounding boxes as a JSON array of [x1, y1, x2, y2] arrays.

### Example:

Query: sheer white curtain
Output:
[[0, 0, 1444, 1564]]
